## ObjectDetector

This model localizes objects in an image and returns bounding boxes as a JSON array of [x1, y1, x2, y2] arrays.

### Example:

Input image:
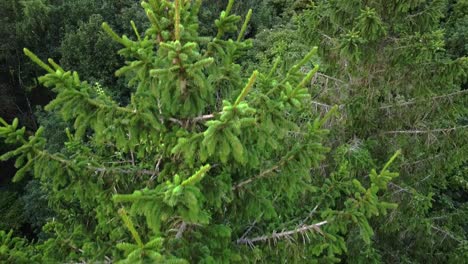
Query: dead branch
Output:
[[236, 221, 328, 246], [379, 90, 468, 110], [383, 125, 468, 135]]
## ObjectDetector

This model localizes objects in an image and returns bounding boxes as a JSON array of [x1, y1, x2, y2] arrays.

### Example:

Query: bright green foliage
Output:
[[0, 230, 37, 263], [1, 0, 401, 262]]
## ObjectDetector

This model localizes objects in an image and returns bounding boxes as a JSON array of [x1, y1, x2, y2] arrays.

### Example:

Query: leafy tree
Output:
[[0, 0, 400, 262]]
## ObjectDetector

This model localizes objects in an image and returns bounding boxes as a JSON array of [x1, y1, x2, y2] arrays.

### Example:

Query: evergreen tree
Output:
[[0, 0, 155, 238], [0, 0, 401, 262], [293, 0, 468, 261]]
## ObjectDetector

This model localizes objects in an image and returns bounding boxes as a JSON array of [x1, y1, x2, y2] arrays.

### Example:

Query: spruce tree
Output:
[[1, 0, 400, 262], [293, 0, 468, 261]]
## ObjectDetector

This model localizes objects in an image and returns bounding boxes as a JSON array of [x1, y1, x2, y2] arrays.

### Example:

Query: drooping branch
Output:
[[236, 221, 328, 246], [233, 107, 339, 190]]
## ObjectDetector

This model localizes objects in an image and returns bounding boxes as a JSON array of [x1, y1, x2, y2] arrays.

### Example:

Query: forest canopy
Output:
[[0, 0, 467, 263]]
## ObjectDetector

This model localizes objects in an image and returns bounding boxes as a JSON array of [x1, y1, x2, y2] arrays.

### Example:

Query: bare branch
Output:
[[176, 222, 187, 239], [93, 167, 158, 176], [237, 221, 328, 245], [192, 114, 215, 122], [168, 114, 216, 126], [379, 90, 468, 110], [431, 225, 462, 243], [383, 125, 468, 135], [168, 118, 184, 126], [316, 73, 346, 84], [311, 100, 335, 109], [149, 156, 163, 182]]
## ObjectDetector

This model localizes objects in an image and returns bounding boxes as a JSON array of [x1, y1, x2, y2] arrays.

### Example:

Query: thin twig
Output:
[[239, 213, 264, 241], [298, 205, 319, 227], [379, 90, 468, 110], [93, 167, 158, 176], [232, 156, 295, 190], [311, 100, 335, 109], [383, 125, 468, 135], [149, 156, 163, 182], [316, 73, 346, 84], [431, 225, 462, 243]]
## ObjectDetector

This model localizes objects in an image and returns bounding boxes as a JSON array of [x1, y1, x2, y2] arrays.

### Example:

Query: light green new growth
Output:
[[23, 48, 54, 73], [234, 70, 258, 107], [119, 208, 144, 248], [181, 164, 211, 186], [237, 9, 253, 42], [174, 0, 181, 40]]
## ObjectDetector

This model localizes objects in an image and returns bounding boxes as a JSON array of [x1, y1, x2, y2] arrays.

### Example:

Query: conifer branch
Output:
[[119, 208, 144, 248], [146, 10, 163, 41], [237, 9, 252, 42], [234, 71, 258, 107], [102, 23, 128, 46], [130, 20, 141, 41], [214, 0, 235, 39], [298, 65, 320, 88], [236, 221, 327, 245], [294, 47, 318, 72], [23, 48, 54, 73], [267, 57, 281, 78], [233, 107, 336, 190], [174, 0, 181, 41], [225, 0, 234, 16]]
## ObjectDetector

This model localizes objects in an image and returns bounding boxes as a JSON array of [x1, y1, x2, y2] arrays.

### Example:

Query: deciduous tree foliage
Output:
[[0, 0, 400, 262]]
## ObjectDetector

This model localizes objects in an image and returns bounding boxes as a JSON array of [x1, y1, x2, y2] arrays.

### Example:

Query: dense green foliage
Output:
[[297, 1, 468, 261], [0, 0, 466, 263]]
